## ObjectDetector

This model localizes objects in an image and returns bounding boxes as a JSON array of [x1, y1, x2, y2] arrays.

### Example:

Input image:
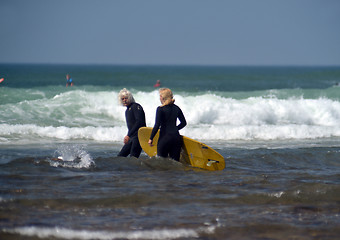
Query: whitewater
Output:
[[1, 87, 340, 147]]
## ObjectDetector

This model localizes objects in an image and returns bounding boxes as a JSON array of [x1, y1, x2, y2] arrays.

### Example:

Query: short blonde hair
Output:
[[159, 88, 175, 106], [118, 88, 135, 105]]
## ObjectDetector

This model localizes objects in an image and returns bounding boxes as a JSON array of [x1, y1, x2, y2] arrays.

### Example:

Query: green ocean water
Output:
[[1, 64, 339, 90]]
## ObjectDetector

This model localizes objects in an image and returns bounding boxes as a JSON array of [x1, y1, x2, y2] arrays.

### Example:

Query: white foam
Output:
[[3, 226, 202, 240], [1, 90, 340, 144], [50, 145, 95, 169]]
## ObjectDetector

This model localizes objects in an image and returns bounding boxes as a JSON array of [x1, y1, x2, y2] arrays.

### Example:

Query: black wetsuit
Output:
[[118, 102, 146, 158], [150, 104, 186, 161]]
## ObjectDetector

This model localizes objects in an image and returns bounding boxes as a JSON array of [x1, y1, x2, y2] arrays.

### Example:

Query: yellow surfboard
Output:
[[138, 127, 225, 171]]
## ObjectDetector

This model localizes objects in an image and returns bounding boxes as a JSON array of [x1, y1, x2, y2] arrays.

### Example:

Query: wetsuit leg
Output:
[[157, 134, 181, 161], [169, 135, 182, 161], [118, 141, 132, 157], [157, 135, 171, 158], [129, 136, 142, 158]]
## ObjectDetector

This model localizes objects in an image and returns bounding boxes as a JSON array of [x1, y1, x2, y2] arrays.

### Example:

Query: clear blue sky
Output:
[[1, 0, 339, 66]]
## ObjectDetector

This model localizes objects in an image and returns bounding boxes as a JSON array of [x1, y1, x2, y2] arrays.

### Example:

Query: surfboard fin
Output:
[[207, 159, 219, 166]]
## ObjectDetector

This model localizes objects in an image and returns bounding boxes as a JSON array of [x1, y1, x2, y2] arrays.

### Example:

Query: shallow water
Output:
[[1, 143, 339, 240]]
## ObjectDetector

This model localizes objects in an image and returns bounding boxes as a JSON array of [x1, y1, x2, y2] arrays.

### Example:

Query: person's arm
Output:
[[177, 107, 186, 131], [149, 107, 162, 145]]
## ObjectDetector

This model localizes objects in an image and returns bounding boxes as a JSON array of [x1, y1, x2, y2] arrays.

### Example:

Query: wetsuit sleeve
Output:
[[177, 107, 186, 131], [127, 104, 146, 137], [150, 107, 162, 140]]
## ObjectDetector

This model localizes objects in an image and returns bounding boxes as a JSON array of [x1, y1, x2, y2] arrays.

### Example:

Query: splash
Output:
[[50, 145, 95, 169]]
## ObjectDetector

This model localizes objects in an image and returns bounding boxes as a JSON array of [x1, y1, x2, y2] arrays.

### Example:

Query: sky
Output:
[[1, 0, 340, 66]]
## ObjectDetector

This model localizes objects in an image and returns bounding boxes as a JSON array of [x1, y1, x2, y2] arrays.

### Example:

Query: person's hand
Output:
[[148, 139, 153, 147], [124, 136, 130, 144]]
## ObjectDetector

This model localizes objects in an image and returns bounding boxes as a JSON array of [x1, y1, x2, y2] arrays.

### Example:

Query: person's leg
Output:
[[169, 135, 182, 161], [157, 136, 171, 158], [130, 137, 142, 158], [118, 141, 132, 157]]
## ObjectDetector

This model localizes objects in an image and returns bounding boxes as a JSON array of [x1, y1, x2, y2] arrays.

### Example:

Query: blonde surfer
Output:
[[148, 88, 186, 161]]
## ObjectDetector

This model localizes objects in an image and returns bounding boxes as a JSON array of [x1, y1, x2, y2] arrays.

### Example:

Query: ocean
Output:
[[0, 64, 339, 239]]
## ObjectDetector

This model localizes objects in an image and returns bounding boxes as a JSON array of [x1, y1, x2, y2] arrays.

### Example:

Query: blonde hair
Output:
[[159, 88, 175, 106], [118, 88, 135, 105]]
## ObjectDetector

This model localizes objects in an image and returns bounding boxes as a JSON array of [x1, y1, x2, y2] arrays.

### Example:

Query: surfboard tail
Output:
[[138, 127, 225, 171]]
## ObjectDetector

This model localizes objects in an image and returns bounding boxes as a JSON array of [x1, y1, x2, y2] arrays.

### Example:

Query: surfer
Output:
[[148, 88, 187, 161], [153, 80, 161, 88], [66, 74, 73, 87], [118, 88, 146, 158]]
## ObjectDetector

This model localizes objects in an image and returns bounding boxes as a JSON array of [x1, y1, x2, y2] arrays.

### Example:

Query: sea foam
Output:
[[1, 90, 340, 144], [3, 226, 208, 240]]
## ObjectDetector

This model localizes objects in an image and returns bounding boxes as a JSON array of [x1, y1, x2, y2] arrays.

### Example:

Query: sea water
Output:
[[0, 64, 340, 239]]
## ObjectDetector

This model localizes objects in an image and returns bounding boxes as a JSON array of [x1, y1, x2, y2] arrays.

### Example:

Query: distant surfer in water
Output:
[[153, 79, 161, 88], [66, 74, 73, 87], [118, 88, 146, 158], [148, 88, 186, 161]]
